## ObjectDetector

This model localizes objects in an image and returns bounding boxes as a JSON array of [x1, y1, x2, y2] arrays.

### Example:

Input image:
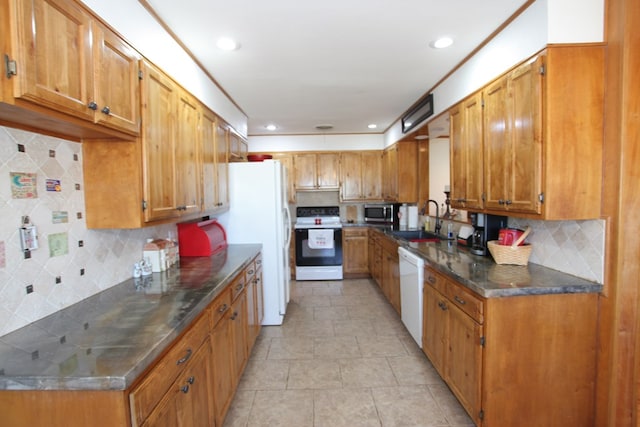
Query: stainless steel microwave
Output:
[[364, 204, 400, 225]]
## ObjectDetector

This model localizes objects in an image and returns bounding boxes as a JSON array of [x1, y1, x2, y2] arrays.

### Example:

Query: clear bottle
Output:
[[447, 222, 454, 239]]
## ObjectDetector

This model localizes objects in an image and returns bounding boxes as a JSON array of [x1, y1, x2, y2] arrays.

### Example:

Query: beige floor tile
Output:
[[387, 356, 445, 386], [399, 334, 425, 357], [372, 385, 449, 427], [371, 317, 412, 336], [357, 335, 410, 357], [297, 295, 333, 307], [428, 383, 475, 425], [249, 336, 271, 360], [314, 388, 381, 427], [333, 318, 376, 336], [293, 318, 335, 337], [312, 286, 343, 296], [313, 336, 361, 359], [340, 357, 398, 388], [287, 359, 342, 389], [223, 389, 255, 427], [247, 389, 314, 427], [268, 336, 314, 360], [314, 305, 350, 320], [237, 359, 289, 391]]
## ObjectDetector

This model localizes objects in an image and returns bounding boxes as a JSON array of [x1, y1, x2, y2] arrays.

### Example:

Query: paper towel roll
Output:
[[399, 205, 408, 229], [408, 206, 419, 229]]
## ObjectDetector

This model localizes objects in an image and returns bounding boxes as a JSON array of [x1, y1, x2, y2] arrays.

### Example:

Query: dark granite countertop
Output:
[[371, 227, 602, 298], [0, 244, 261, 392]]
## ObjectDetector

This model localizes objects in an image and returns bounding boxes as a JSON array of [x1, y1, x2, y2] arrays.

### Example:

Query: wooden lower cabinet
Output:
[[0, 254, 263, 427], [342, 228, 369, 278], [368, 229, 400, 314], [422, 266, 598, 427]]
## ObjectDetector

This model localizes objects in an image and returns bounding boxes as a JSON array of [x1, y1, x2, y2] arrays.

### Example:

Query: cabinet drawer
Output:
[[231, 273, 246, 301], [210, 287, 232, 328], [424, 267, 448, 296], [129, 311, 210, 426], [445, 282, 484, 324], [245, 260, 257, 286], [254, 254, 263, 273]]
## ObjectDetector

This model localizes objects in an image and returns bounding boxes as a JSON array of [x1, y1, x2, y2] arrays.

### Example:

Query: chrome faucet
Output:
[[427, 199, 441, 235]]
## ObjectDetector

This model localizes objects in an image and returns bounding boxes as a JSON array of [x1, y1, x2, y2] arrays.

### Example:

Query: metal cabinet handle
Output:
[[498, 199, 505, 205], [218, 303, 228, 313], [427, 275, 436, 284], [231, 311, 239, 320], [454, 296, 466, 305], [505, 199, 512, 205], [87, 101, 98, 110], [438, 301, 448, 311], [101, 106, 111, 115], [181, 385, 189, 394], [187, 376, 195, 384], [247, 269, 254, 275], [176, 348, 192, 365]]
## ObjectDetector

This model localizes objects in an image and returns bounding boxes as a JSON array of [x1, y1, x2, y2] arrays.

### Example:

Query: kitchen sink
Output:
[[390, 230, 441, 242]]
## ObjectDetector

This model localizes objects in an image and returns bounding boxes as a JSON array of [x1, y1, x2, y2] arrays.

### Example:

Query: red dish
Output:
[[247, 154, 273, 162]]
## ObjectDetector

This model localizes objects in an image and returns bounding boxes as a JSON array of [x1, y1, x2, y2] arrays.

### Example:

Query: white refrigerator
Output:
[[216, 160, 292, 325]]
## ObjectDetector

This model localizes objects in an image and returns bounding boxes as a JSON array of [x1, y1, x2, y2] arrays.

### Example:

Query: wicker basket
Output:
[[487, 240, 532, 265]]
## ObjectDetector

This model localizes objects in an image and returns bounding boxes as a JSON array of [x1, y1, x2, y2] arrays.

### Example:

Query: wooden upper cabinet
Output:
[[141, 60, 179, 222], [229, 131, 247, 162], [383, 141, 418, 203], [340, 151, 382, 201], [483, 59, 542, 215], [175, 90, 201, 215], [4, 0, 140, 137], [450, 45, 604, 220], [450, 92, 484, 210], [293, 153, 339, 190], [202, 110, 229, 213], [92, 21, 141, 135]]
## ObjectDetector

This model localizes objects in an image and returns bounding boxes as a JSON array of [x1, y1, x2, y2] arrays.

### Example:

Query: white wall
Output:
[[248, 134, 385, 152], [80, 0, 248, 137]]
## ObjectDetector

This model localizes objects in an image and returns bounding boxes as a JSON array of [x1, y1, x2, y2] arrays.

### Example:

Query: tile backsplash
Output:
[[0, 126, 176, 336], [0, 126, 605, 337]]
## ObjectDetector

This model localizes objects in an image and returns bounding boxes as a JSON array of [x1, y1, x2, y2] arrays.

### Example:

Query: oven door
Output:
[[295, 228, 343, 266]]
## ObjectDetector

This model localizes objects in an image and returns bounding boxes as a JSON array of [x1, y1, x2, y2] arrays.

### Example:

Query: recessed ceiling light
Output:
[[216, 37, 239, 51], [430, 37, 453, 49], [367, 124, 377, 129], [265, 124, 277, 131]]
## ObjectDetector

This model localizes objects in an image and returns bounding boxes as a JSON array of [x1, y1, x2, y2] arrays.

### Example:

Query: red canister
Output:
[[498, 228, 525, 246]]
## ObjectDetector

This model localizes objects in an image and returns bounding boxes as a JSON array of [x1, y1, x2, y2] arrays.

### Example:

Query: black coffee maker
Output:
[[470, 213, 508, 256]]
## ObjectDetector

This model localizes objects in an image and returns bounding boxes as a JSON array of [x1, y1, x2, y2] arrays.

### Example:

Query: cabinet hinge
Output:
[[479, 409, 485, 420], [480, 336, 485, 347], [538, 192, 545, 204], [4, 54, 17, 78], [138, 69, 143, 80], [539, 64, 546, 75], [481, 193, 486, 203], [142, 200, 147, 211]]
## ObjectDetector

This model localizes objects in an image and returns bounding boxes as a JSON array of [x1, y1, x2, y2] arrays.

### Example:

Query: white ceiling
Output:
[[144, 0, 529, 136]]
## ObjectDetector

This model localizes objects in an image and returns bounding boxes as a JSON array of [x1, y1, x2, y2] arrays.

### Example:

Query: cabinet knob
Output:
[[505, 199, 512, 205], [498, 199, 505, 205], [101, 105, 111, 115], [87, 101, 98, 111], [454, 296, 466, 305], [187, 376, 195, 384], [218, 303, 228, 313], [181, 385, 190, 394]]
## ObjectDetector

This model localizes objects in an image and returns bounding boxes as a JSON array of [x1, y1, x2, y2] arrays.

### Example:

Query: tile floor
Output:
[[223, 278, 474, 427]]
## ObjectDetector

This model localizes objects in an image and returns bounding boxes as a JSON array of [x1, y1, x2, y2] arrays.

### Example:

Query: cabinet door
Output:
[[342, 228, 369, 275], [201, 109, 217, 212], [13, 0, 94, 119], [93, 22, 140, 135], [210, 310, 234, 427], [293, 154, 317, 190], [383, 146, 398, 200], [361, 151, 383, 200], [316, 153, 340, 189], [175, 91, 201, 214], [231, 291, 248, 381], [141, 61, 179, 222], [483, 76, 510, 211], [450, 92, 484, 209], [422, 284, 448, 376], [508, 59, 542, 214], [215, 122, 230, 210], [446, 304, 483, 426], [340, 152, 362, 200], [276, 154, 296, 203]]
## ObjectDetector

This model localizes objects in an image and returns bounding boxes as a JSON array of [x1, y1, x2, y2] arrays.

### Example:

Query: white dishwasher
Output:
[[398, 247, 424, 348]]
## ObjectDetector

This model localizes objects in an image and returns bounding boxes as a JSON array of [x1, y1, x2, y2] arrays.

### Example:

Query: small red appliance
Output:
[[177, 219, 227, 256]]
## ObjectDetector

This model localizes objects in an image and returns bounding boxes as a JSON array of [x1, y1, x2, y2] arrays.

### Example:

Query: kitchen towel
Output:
[[308, 229, 334, 249]]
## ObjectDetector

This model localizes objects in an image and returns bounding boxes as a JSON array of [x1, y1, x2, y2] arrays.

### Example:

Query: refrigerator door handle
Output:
[[283, 206, 292, 248]]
